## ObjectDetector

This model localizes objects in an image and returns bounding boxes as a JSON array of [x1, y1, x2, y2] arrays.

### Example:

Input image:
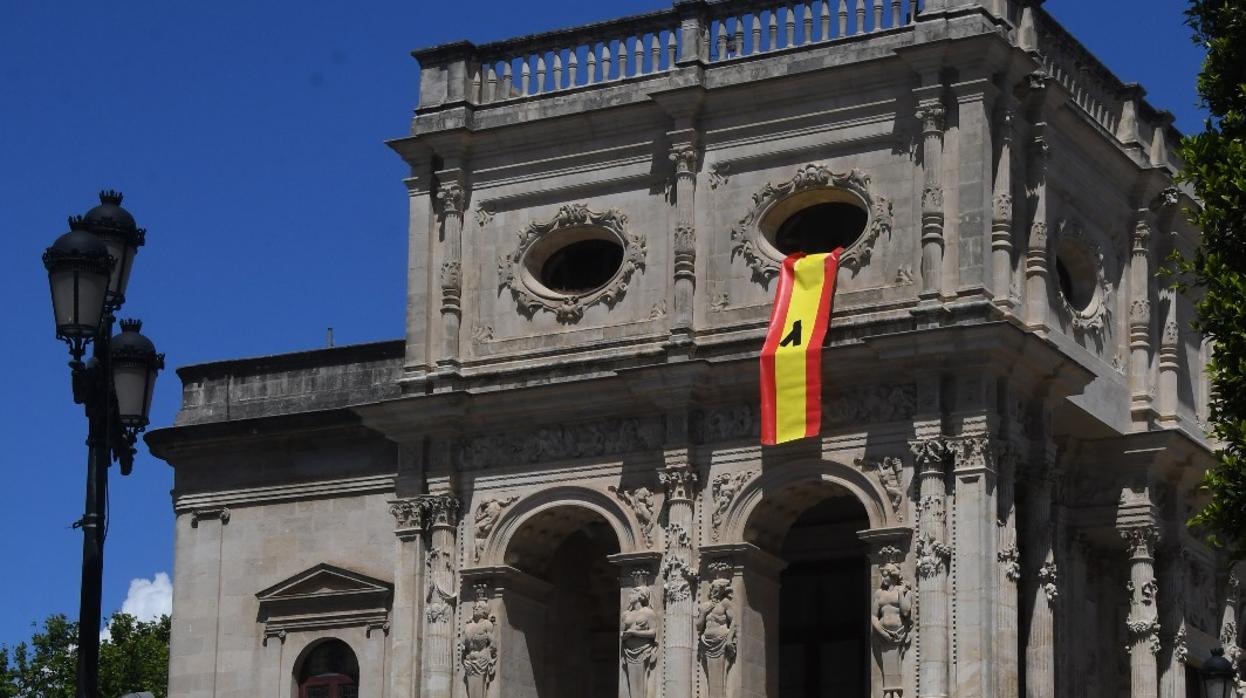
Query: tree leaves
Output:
[[0, 613, 169, 698], [1176, 0, 1246, 560]]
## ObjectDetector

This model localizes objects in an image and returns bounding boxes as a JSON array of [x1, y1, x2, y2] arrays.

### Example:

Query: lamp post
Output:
[[1200, 647, 1236, 698], [42, 191, 163, 698]]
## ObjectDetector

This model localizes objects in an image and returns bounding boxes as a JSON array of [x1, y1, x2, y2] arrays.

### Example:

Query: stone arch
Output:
[[478, 485, 640, 567], [719, 458, 895, 548]]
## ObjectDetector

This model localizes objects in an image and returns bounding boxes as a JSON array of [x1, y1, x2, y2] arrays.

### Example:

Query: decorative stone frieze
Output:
[[729, 164, 893, 284], [457, 416, 664, 469], [497, 203, 647, 323]]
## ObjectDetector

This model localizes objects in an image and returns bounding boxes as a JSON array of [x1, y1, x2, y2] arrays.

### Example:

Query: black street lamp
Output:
[[1200, 647, 1236, 698], [42, 191, 163, 698]]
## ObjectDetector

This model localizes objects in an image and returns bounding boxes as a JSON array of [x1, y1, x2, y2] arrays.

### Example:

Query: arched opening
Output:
[[296, 638, 359, 698], [505, 506, 622, 698], [745, 481, 871, 697]]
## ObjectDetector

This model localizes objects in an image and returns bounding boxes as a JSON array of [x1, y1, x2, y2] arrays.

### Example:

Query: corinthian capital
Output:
[[668, 144, 697, 175], [1120, 525, 1160, 559], [417, 493, 461, 529], [909, 437, 949, 472], [659, 466, 698, 501], [917, 104, 946, 134]]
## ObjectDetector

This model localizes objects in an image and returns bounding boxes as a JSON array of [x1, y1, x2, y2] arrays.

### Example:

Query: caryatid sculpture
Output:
[[871, 562, 913, 698], [697, 577, 737, 697], [462, 594, 498, 698], [620, 581, 659, 698]]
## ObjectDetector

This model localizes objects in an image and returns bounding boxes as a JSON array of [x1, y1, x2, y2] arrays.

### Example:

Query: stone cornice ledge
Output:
[[174, 474, 395, 514]]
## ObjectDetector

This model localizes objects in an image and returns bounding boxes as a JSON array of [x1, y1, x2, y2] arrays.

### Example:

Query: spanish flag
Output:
[[760, 249, 843, 445]]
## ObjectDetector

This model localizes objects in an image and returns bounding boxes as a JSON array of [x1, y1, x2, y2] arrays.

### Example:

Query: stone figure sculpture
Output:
[[620, 584, 658, 698], [462, 599, 497, 698], [697, 578, 736, 697], [871, 563, 913, 698], [473, 495, 518, 561]]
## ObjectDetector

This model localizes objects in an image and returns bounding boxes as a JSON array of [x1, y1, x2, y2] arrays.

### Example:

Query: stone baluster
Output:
[[587, 48, 597, 84], [855, 0, 866, 33], [618, 39, 628, 77], [436, 179, 465, 378], [601, 44, 612, 80], [751, 15, 762, 54], [995, 444, 1021, 698], [820, 1, 830, 40], [1157, 289, 1179, 425], [660, 463, 698, 698], [669, 141, 698, 348], [520, 59, 530, 96], [918, 102, 946, 301], [419, 493, 462, 698], [1022, 72, 1053, 332], [389, 499, 427, 698], [769, 11, 779, 48], [634, 35, 645, 75], [1023, 446, 1057, 698], [909, 437, 951, 698], [733, 16, 745, 54], [1129, 214, 1154, 416], [667, 30, 678, 66], [872, 0, 882, 30], [802, 4, 813, 43], [839, 0, 849, 36], [1122, 526, 1161, 698], [892, 0, 901, 26], [784, 4, 796, 45], [992, 108, 1016, 311]]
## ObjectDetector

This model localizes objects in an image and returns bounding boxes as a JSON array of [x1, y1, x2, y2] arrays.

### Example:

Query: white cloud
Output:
[[101, 572, 172, 641]]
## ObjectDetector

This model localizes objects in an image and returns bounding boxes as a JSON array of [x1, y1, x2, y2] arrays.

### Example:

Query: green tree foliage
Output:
[[1175, 0, 1246, 559], [0, 613, 170, 698]]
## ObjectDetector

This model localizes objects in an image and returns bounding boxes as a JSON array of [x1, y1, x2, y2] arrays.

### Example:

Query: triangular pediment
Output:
[[256, 563, 392, 602]]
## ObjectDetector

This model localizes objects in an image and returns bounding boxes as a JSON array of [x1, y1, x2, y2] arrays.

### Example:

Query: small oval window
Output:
[[538, 238, 624, 294], [773, 202, 868, 255], [1055, 243, 1096, 312]]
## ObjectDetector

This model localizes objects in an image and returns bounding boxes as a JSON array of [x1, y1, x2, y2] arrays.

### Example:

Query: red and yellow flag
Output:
[[760, 248, 843, 445]]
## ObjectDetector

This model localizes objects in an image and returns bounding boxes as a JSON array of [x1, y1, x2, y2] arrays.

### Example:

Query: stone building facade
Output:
[[147, 1, 1244, 697]]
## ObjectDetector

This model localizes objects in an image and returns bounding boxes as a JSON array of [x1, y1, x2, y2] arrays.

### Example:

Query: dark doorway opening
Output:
[[777, 495, 870, 697]]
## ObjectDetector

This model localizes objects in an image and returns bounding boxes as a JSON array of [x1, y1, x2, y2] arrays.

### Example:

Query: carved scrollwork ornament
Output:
[[729, 164, 893, 284], [498, 203, 647, 323]]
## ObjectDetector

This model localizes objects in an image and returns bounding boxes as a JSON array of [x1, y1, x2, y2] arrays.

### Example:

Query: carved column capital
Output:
[[668, 143, 698, 177], [918, 104, 946, 134], [947, 436, 997, 472], [1132, 217, 1152, 255], [1120, 525, 1160, 560], [659, 466, 698, 502], [389, 498, 426, 539], [909, 437, 949, 473], [416, 493, 461, 530], [437, 181, 465, 216]]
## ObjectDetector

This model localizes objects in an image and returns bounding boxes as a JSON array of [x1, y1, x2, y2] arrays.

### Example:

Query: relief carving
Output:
[[660, 523, 695, 606], [729, 164, 893, 285], [473, 495, 519, 561], [857, 456, 905, 522], [458, 416, 664, 469], [497, 203, 647, 323], [610, 486, 658, 547], [620, 575, 659, 698], [872, 562, 913, 698], [1054, 219, 1114, 340], [998, 546, 1021, 582], [1038, 561, 1059, 602], [698, 564, 737, 697], [710, 471, 756, 540], [462, 586, 498, 698]]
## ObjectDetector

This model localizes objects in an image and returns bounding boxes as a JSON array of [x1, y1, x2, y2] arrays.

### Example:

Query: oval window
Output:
[[1055, 242, 1097, 312], [528, 235, 625, 295], [772, 202, 868, 256]]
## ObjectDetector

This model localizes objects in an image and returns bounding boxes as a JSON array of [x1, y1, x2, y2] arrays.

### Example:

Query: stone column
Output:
[[1022, 72, 1053, 332], [436, 179, 466, 378], [910, 438, 951, 698], [1221, 573, 1241, 673], [1157, 290, 1179, 425], [403, 156, 436, 385], [1129, 215, 1154, 418], [917, 103, 946, 301], [419, 493, 461, 698], [1121, 526, 1161, 698], [659, 465, 698, 698], [1022, 447, 1057, 698], [995, 445, 1021, 698], [1159, 542, 1189, 698], [389, 499, 427, 698], [947, 435, 1001, 698], [992, 108, 1017, 311], [669, 141, 698, 348]]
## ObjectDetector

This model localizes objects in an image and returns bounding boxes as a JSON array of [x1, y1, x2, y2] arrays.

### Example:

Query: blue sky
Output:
[[0, 1, 1205, 649]]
